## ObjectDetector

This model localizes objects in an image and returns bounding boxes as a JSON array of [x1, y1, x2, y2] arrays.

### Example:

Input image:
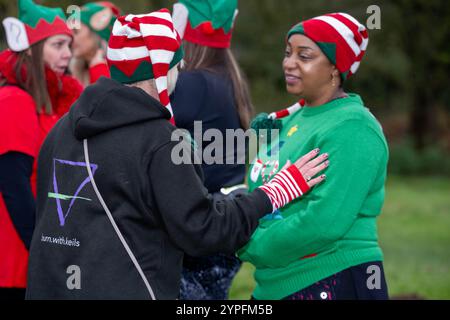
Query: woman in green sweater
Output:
[[238, 13, 389, 300]]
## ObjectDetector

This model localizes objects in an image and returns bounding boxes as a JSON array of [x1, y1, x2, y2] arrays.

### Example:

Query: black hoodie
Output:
[[25, 77, 271, 299]]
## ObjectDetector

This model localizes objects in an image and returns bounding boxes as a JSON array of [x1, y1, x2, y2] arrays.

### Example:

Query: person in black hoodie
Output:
[[26, 9, 329, 300]]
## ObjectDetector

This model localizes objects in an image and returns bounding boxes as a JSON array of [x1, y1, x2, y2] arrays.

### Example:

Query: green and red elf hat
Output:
[[172, 0, 238, 48], [2, 0, 72, 52], [287, 12, 369, 81], [106, 9, 184, 125], [75, 2, 121, 42]]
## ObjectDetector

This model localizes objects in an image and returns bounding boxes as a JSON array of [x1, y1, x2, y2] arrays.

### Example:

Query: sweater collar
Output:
[[299, 93, 363, 117]]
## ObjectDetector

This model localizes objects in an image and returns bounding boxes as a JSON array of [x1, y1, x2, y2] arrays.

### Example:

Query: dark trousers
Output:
[[284, 261, 389, 300], [253, 261, 389, 300]]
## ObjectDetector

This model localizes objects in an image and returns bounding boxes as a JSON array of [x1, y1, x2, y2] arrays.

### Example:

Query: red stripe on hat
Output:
[[327, 13, 363, 47], [158, 89, 170, 106], [108, 36, 145, 49], [117, 15, 128, 24], [355, 51, 365, 61], [118, 18, 140, 31], [143, 35, 181, 51], [303, 19, 356, 74], [361, 29, 368, 39], [151, 63, 170, 78], [131, 16, 175, 31], [111, 35, 180, 51]]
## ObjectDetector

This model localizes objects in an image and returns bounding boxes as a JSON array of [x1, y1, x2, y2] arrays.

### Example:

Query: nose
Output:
[[62, 44, 72, 60], [283, 55, 297, 71]]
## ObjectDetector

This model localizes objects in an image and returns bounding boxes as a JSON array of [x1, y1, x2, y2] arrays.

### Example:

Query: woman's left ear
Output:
[[331, 66, 340, 79]]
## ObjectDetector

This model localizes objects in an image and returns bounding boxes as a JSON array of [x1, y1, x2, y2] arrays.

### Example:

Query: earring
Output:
[[331, 76, 336, 87]]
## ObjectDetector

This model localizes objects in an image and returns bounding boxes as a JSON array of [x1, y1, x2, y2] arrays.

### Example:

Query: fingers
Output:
[[304, 159, 329, 180], [307, 174, 326, 188], [294, 148, 320, 168], [293, 149, 329, 187], [303, 153, 328, 171]]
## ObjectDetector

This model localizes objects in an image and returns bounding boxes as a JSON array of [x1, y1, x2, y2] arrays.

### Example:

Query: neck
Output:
[[126, 79, 159, 101], [305, 87, 346, 107]]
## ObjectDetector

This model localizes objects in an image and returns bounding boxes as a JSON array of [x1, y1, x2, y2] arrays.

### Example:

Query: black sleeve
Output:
[[0, 152, 36, 250], [148, 141, 272, 257]]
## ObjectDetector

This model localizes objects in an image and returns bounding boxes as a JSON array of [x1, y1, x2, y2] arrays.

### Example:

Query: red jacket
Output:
[[89, 62, 110, 84], [0, 50, 83, 288]]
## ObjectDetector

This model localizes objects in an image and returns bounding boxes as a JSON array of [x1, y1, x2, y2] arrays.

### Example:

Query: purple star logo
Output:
[[48, 159, 98, 226]]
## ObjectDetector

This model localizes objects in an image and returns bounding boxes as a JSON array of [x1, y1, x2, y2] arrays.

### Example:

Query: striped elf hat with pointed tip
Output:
[[172, 0, 238, 48], [288, 12, 369, 81], [2, 0, 72, 52], [107, 9, 184, 125]]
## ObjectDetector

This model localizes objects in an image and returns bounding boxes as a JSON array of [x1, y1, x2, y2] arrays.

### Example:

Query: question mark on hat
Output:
[[2, 17, 29, 51], [9, 23, 22, 43]]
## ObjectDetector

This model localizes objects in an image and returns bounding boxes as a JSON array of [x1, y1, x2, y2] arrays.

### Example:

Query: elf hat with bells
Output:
[[172, 0, 238, 48], [2, 0, 72, 52]]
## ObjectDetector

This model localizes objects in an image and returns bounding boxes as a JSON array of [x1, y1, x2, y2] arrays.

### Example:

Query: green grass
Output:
[[229, 175, 450, 300]]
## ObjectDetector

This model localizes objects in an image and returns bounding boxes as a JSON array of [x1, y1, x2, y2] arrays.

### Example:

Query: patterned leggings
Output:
[[180, 253, 242, 300]]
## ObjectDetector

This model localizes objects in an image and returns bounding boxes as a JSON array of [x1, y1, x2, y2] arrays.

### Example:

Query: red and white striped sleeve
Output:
[[258, 165, 310, 212]]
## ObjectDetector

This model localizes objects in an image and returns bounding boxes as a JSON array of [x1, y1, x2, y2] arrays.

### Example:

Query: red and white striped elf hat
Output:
[[107, 9, 184, 125], [288, 12, 369, 81]]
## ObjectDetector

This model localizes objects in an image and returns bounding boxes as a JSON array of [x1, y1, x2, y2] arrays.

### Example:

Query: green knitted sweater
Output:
[[238, 94, 389, 300]]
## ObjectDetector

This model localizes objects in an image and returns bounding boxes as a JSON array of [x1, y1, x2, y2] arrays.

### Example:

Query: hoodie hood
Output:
[[70, 77, 172, 140]]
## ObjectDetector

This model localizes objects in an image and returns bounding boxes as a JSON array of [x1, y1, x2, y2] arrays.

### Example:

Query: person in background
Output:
[[0, 0, 82, 299], [69, 1, 120, 86], [171, 0, 253, 300], [238, 13, 390, 300]]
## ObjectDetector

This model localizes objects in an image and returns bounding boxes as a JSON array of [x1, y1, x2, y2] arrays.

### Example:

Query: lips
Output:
[[285, 74, 301, 85], [55, 66, 68, 74]]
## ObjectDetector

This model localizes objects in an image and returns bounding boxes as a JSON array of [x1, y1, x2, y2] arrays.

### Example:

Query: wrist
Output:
[[258, 164, 310, 212]]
